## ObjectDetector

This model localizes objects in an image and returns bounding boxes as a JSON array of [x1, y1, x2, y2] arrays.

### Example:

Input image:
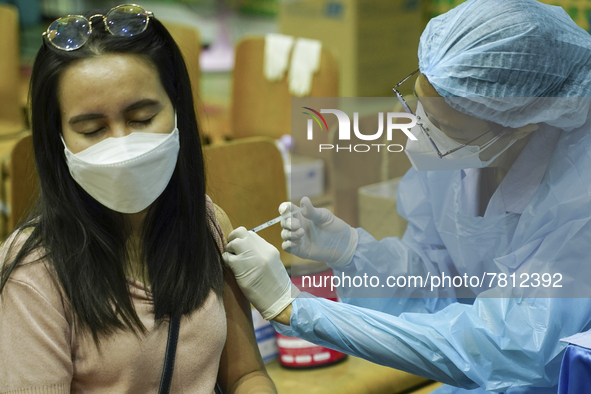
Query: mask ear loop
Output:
[[60, 134, 71, 152]]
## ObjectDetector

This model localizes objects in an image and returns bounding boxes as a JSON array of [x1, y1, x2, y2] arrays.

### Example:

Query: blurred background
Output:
[[1, 1, 589, 392]]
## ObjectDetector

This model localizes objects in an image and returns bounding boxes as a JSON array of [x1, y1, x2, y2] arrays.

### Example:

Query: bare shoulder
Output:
[[212, 204, 233, 241], [206, 197, 234, 242]]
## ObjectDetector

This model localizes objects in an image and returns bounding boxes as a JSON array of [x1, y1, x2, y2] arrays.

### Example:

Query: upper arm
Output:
[[212, 203, 234, 244], [0, 268, 73, 392], [217, 271, 273, 393], [211, 203, 276, 393]]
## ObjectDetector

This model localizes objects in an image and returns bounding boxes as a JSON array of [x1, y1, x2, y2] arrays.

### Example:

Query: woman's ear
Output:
[[514, 123, 539, 140]]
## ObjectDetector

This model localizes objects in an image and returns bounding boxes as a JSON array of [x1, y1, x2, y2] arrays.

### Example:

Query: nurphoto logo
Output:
[[303, 107, 417, 153]]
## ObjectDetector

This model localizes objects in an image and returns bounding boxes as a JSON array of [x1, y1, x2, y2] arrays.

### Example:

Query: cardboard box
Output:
[[423, 0, 591, 32], [279, 0, 423, 97], [358, 177, 407, 241], [287, 154, 325, 201]]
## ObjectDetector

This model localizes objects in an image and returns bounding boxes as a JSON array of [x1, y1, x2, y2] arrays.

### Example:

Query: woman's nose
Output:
[[110, 123, 133, 138]]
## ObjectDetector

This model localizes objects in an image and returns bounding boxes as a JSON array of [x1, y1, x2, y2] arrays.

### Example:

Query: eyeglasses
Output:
[[393, 69, 510, 159], [43, 4, 153, 51]]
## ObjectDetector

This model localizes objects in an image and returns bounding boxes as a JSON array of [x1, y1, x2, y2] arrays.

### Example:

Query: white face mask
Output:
[[405, 102, 516, 171], [62, 118, 180, 214]]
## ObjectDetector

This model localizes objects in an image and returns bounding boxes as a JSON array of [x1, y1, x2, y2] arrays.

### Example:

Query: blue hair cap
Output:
[[418, 0, 591, 131]]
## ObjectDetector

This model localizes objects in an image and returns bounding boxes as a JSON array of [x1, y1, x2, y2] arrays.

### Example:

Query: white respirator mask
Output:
[[62, 115, 180, 214], [405, 102, 516, 171]]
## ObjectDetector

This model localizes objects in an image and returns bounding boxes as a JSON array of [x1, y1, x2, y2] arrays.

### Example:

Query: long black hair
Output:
[[0, 10, 224, 341]]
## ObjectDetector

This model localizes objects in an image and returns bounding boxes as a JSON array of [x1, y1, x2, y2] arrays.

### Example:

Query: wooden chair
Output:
[[204, 137, 291, 264], [164, 21, 231, 144], [231, 36, 339, 141], [0, 4, 26, 136], [7, 133, 37, 231], [0, 133, 37, 239], [162, 21, 201, 116]]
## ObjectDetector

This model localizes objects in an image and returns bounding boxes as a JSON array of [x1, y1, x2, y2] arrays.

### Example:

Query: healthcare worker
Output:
[[223, 0, 591, 393]]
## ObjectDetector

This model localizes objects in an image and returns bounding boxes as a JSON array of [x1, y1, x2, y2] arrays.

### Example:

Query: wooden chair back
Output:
[[7, 134, 38, 232], [0, 4, 25, 135], [163, 21, 201, 115], [231, 36, 338, 141], [204, 137, 290, 263]]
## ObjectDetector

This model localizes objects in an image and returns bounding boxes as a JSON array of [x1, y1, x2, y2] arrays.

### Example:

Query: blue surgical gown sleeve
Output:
[[273, 295, 591, 392]]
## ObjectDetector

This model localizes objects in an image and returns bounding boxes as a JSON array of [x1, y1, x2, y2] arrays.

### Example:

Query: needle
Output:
[[250, 207, 303, 232]]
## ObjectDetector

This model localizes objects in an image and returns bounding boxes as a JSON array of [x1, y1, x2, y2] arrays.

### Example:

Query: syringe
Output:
[[250, 206, 303, 233]]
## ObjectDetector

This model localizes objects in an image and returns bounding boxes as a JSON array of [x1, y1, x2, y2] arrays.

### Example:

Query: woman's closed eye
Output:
[[79, 117, 154, 138], [83, 127, 106, 137], [129, 115, 155, 128]]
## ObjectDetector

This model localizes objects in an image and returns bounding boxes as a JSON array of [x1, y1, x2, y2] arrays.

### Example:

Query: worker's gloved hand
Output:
[[280, 196, 358, 267], [223, 227, 299, 320]]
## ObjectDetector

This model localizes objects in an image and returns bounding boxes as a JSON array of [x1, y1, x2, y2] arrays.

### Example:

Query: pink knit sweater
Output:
[[0, 197, 226, 394]]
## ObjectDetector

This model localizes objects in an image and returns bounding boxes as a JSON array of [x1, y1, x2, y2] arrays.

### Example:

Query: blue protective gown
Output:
[[273, 120, 591, 393], [558, 330, 591, 394], [558, 345, 591, 394]]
